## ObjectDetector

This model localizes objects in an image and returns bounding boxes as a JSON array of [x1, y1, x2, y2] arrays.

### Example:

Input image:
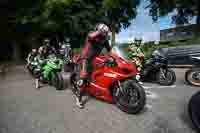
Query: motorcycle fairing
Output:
[[85, 53, 137, 103]]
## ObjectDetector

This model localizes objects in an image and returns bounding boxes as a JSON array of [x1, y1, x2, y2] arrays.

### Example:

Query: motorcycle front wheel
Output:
[[185, 68, 200, 86], [188, 91, 200, 132], [113, 79, 146, 114], [157, 69, 176, 86]]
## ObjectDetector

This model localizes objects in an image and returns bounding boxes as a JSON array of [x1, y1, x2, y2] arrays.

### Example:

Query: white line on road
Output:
[[156, 85, 176, 88], [142, 85, 176, 89], [145, 90, 159, 99], [143, 86, 152, 89], [146, 104, 153, 109]]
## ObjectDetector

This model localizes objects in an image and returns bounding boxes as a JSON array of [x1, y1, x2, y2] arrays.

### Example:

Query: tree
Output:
[[102, 0, 140, 46], [147, 0, 200, 25], [15, 0, 100, 47], [15, 0, 141, 48]]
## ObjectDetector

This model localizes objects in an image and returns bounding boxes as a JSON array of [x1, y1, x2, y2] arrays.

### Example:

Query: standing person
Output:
[[128, 38, 145, 84], [43, 38, 57, 57], [75, 23, 111, 108], [26, 48, 38, 66], [26, 48, 38, 75], [31, 46, 46, 89]]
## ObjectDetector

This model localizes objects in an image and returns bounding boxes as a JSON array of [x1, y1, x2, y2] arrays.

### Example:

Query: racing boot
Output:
[[75, 79, 88, 109]]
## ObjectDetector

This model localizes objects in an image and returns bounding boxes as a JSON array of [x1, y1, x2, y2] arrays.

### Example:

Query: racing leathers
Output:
[[77, 30, 111, 108]]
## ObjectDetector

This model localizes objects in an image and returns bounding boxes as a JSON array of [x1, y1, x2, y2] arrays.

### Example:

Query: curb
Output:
[[168, 65, 193, 68]]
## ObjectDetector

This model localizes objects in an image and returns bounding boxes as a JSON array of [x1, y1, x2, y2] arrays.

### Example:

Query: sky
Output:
[[116, 0, 195, 43]]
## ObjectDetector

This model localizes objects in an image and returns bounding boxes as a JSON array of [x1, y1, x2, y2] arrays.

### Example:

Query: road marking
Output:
[[156, 85, 176, 88], [143, 86, 152, 89], [146, 104, 153, 109], [145, 90, 159, 99], [142, 85, 176, 89]]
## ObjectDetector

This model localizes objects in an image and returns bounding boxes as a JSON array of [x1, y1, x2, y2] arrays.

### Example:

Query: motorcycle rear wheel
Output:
[[185, 68, 200, 86], [113, 79, 146, 114], [64, 62, 74, 72], [188, 91, 200, 132]]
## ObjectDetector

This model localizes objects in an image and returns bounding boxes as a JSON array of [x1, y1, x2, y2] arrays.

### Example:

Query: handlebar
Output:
[[96, 56, 117, 67]]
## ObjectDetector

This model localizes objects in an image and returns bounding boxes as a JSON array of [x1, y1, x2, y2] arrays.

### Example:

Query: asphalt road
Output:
[[0, 66, 199, 133]]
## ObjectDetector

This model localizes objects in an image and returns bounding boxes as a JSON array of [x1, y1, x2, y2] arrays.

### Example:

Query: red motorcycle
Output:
[[70, 46, 146, 114]]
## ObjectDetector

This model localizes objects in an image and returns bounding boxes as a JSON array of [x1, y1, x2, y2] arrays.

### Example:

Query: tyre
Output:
[[188, 91, 200, 132], [113, 79, 146, 114], [185, 68, 200, 87], [64, 62, 74, 72], [51, 72, 64, 90], [157, 69, 176, 86]]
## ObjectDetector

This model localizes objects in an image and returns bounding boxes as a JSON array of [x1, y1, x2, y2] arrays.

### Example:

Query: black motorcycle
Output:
[[140, 49, 176, 86], [188, 91, 200, 132]]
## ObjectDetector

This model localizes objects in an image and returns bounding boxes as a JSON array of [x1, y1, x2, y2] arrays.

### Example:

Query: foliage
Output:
[[102, 0, 140, 31], [102, 0, 140, 46], [144, 37, 200, 58], [14, 0, 141, 48], [164, 24, 200, 32], [147, 0, 200, 25], [16, 0, 99, 44]]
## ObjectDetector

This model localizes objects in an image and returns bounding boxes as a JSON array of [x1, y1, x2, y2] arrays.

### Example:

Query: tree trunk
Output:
[[111, 29, 116, 47], [197, 4, 200, 24], [197, 14, 200, 24], [12, 42, 21, 62]]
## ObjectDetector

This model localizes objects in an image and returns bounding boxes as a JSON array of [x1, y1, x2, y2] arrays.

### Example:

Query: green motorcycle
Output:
[[32, 55, 64, 90], [45, 55, 64, 90]]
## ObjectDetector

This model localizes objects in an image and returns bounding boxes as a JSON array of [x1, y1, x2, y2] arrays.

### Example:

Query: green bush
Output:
[[133, 37, 200, 59]]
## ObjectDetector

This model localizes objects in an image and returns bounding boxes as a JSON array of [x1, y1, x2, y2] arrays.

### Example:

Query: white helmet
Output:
[[95, 23, 110, 35]]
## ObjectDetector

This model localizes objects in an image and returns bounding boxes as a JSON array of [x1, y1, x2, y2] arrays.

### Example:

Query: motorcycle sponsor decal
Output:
[[96, 57, 105, 61], [103, 73, 117, 78], [91, 83, 106, 90], [110, 71, 129, 77]]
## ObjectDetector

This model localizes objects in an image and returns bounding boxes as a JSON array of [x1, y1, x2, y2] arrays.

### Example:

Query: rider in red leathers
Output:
[[76, 23, 111, 108]]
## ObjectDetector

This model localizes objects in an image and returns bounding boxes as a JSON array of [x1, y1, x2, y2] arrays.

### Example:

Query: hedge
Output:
[[73, 37, 200, 59], [141, 37, 200, 59]]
